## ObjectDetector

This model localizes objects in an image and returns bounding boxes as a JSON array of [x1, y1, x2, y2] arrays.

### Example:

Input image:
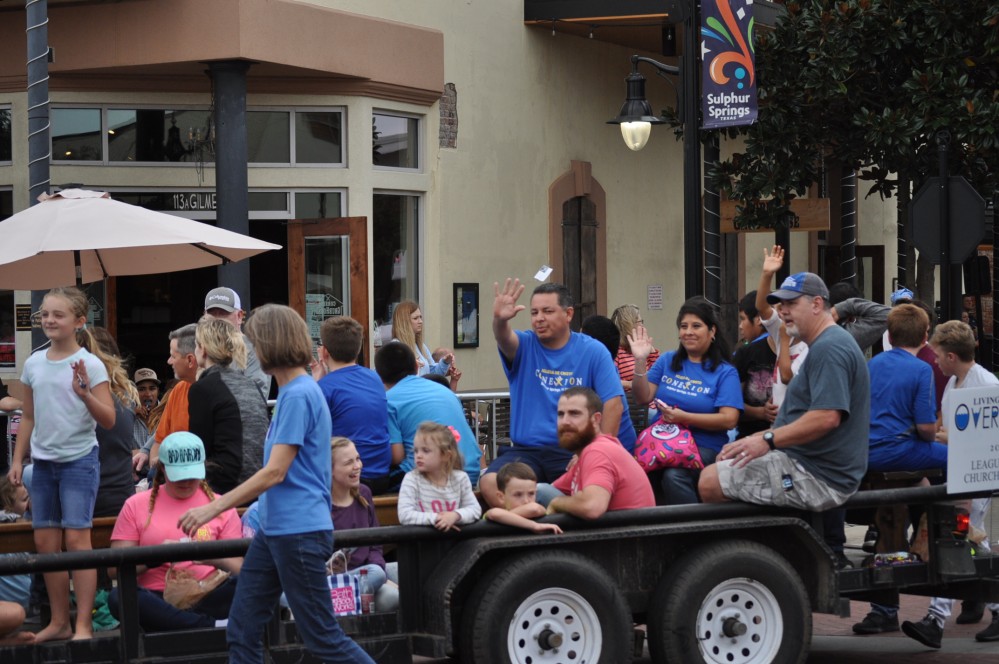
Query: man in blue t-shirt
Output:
[[315, 316, 393, 494], [374, 342, 482, 488], [481, 280, 627, 508]]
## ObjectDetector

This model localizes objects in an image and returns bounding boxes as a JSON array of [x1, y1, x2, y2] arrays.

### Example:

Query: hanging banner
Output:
[[701, 0, 758, 129]]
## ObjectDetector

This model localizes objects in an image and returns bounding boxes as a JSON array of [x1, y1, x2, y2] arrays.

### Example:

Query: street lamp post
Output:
[[608, 47, 704, 300]]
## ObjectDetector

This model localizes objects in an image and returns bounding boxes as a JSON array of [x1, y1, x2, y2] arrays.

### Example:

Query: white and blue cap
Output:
[[159, 432, 206, 482], [890, 287, 915, 305], [766, 272, 830, 304]]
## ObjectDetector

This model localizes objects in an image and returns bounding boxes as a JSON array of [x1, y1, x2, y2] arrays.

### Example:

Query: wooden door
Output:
[[287, 217, 369, 361]]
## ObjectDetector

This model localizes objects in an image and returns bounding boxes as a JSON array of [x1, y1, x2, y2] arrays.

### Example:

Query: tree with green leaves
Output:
[[711, 0, 999, 299]]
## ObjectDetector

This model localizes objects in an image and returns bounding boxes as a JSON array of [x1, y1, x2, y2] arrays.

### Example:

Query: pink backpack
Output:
[[634, 422, 704, 471]]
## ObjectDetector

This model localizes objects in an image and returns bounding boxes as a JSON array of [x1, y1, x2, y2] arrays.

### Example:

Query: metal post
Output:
[[897, 175, 910, 288], [775, 223, 790, 284], [937, 131, 960, 321], [682, 1, 703, 299], [210, 61, 252, 306], [117, 564, 142, 661], [840, 168, 857, 286], [703, 134, 721, 307], [27, 0, 50, 347]]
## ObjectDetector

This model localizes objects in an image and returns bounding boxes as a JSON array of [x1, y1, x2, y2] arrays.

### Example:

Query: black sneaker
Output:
[[862, 526, 879, 553], [852, 611, 899, 634], [834, 551, 855, 570], [956, 600, 985, 624], [902, 615, 943, 649], [976, 611, 999, 642]]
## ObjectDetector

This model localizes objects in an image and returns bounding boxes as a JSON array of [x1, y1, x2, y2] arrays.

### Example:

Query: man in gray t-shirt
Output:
[[700, 272, 870, 510]]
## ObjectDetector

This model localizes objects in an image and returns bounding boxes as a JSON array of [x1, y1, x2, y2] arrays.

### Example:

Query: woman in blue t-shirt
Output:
[[179, 305, 374, 664], [629, 297, 743, 505]]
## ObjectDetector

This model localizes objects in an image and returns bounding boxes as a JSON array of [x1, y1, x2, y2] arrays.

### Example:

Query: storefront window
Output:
[[247, 111, 290, 163], [372, 193, 420, 328], [52, 106, 345, 166], [294, 192, 343, 219], [295, 111, 343, 164], [107, 109, 214, 163], [372, 113, 419, 169], [52, 108, 102, 161], [0, 108, 11, 162]]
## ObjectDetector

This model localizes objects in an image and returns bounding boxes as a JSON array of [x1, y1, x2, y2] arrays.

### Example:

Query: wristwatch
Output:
[[763, 431, 777, 451]]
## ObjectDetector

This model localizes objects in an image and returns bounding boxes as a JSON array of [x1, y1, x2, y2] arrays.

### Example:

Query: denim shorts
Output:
[[31, 446, 100, 529]]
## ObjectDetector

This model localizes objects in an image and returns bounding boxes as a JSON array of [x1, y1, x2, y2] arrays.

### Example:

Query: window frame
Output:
[[372, 110, 422, 172], [0, 105, 12, 166], [49, 104, 347, 167], [372, 189, 424, 318]]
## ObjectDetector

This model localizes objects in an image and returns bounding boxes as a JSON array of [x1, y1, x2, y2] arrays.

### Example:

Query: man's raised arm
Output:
[[493, 278, 526, 363]]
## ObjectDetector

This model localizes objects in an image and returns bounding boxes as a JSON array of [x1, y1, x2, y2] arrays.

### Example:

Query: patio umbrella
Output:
[[0, 189, 281, 290]]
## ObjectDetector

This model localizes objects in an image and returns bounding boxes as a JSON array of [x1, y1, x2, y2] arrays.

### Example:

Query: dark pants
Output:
[[108, 576, 237, 632], [226, 530, 374, 664]]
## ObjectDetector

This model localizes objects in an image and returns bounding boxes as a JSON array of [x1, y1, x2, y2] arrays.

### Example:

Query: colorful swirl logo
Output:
[[702, 0, 756, 90]]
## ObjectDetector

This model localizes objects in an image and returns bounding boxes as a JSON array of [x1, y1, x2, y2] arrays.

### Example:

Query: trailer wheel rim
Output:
[[506, 587, 602, 663], [695, 577, 782, 664]]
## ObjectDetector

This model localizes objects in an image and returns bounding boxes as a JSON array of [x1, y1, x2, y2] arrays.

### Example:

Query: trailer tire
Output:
[[459, 550, 632, 664], [647, 539, 810, 664]]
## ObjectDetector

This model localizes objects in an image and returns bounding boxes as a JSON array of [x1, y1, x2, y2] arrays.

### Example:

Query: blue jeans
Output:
[[31, 447, 100, 529], [227, 530, 374, 664], [108, 577, 237, 631], [868, 439, 947, 472], [484, 445, 574, 484], [661, 447, 719, 505]]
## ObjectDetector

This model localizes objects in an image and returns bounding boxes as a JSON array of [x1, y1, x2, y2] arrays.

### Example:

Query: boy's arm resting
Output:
[[547, 485, 612, 520], [485, 507, 562, 533], [510, 502, 547, 518]]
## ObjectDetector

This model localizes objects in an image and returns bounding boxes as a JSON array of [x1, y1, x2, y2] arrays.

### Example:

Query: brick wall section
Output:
[[439, 82, 458, 148]]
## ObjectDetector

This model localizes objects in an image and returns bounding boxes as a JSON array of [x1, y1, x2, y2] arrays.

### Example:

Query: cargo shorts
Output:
[[716, 450, 852, 511]]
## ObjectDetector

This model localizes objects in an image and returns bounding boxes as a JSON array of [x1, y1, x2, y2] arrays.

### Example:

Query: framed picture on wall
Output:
[[454, 283, 479, 348]]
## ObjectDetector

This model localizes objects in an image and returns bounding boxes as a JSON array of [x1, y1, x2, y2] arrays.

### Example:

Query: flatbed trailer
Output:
[[0, 484, 996, 663]]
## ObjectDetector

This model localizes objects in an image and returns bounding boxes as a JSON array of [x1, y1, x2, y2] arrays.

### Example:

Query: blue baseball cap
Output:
[[766, 272, 830, 304], [160, 432, 206, 482], [890, 287, 915, 305]]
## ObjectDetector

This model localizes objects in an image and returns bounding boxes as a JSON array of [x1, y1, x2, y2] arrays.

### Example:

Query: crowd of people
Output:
[[0, 261, 996, 656]]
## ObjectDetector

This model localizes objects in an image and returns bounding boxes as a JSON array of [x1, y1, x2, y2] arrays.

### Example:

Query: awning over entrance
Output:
[[0, 0, 444, 105], [524, 0, 783, 53], [525, 0, 681, 53]]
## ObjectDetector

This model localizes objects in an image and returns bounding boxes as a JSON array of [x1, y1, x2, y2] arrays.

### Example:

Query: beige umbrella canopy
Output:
[[0, 189, 280, 290]]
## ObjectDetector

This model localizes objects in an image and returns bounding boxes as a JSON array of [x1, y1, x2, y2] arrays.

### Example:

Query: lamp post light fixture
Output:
[[609, 51, 704, 300], [607, 56, 677, 151]]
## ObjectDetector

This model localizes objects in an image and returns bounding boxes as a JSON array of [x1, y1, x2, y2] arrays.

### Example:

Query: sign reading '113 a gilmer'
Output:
[[946, 386, 999, 494], [701, 0, 758, 129]]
